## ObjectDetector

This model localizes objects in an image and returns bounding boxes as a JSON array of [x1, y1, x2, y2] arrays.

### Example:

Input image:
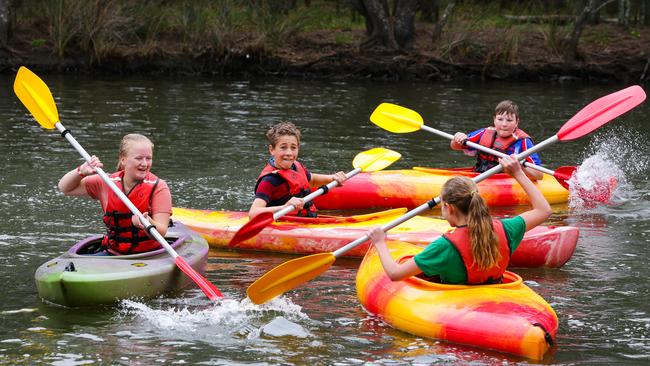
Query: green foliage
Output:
[[582, 27, 613, 48], [75, 0, 133, 64], [42, 0, 80, 59], [30, 38, 46, 47], [538, 22, 569, 58], [334, 32, 354, 45], [300, 1, 364, 31], [7, 0, 650, 65], [247, 1, 310, 52]]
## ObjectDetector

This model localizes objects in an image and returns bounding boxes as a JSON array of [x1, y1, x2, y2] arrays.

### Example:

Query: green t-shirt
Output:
[[413, 216, 527, 284]]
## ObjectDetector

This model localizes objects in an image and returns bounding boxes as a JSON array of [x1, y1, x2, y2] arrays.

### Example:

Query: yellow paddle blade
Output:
[[247, 253, 336, 304], [370, 102, 423, 133], [13, 66, 60, 129], [352, 147, 401, 172]]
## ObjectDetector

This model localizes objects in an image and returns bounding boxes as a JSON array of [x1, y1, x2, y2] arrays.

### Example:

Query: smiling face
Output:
[[492, 111, 519, 138], [120, 141, 153, 182], [269, 135, 299, 170]]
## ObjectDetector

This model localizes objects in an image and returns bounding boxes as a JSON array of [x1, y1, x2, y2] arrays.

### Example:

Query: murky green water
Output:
[[0, 72, 648, 365]]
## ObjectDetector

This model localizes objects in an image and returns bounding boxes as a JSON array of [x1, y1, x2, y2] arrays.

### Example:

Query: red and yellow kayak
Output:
[[314, 167, 570, 210], [356, 241, 558, 360], [172, 207, 578, 268]]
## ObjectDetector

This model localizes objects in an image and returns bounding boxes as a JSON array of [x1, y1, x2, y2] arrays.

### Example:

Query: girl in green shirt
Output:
[[367, 155, 552, 284]]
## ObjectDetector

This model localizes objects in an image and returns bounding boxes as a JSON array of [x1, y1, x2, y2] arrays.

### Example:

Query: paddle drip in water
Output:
[[569, 128, 647, 208]]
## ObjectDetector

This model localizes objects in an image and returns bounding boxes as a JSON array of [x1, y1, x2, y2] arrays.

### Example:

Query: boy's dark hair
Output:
[[494, 100, 519, 119], [266, 121, 301, 146]]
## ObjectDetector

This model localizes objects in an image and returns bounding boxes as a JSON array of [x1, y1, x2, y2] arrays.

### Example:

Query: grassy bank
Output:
[[4, 0, 649, 82]]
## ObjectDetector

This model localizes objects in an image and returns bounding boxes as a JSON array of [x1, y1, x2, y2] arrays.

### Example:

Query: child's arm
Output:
[[500, 155, 552, 231], [248, 197, 305, 219], [523, 166, 543, 181], [310, 171, 348, 187], [367, 227, 423, 281], [450, 132, 468, 150], [58, 155, 103, 196]]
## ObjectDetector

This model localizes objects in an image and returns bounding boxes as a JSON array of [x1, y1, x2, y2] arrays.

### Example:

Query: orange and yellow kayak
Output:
[[314, 167, 569, 210], [356, 241, 558, 360], [172, 207, 578, 268]]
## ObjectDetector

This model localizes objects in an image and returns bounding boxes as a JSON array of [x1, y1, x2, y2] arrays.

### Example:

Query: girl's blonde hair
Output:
[[441, 176, 499, 270], [116, 134, 154, 171], [266, 121, 301, 146]]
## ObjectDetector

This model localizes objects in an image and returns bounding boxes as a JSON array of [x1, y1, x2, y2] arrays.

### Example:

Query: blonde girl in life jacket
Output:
[[366, 155, 551, 284], [248, 121, 348, 219], [58, 134, 172, 255], [451, 100, 543, 181]]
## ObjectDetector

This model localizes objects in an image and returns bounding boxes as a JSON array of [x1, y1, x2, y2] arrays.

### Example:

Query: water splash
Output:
[[116, 296, 312, 345], [569, 127, 648, 210]]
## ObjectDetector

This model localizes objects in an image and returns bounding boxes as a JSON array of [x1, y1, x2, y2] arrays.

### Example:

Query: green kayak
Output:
[[34, 222, 209, 307]]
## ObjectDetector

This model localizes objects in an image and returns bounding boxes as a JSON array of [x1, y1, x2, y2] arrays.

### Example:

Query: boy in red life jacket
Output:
[[366, 155, 552, 284], [450, 100, 543, 180], [248, 121, 348, 219], [58, 134, 172, 255]]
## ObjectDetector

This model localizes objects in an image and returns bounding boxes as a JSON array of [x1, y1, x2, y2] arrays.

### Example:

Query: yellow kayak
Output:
[[356, 240, 558, 360]]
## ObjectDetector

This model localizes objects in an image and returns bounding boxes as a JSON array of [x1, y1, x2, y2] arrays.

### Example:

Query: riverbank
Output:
[[2, 20, 648, 84]]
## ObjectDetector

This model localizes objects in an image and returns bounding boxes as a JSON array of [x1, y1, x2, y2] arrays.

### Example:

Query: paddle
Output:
[[13, 66, 223, 301], [228, 147, 401, 246], [370, 102, 577, 189], [246, 85, 646, 305]]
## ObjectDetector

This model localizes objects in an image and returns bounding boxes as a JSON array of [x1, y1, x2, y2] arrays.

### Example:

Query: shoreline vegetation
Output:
[[1, 0, 649, 83]]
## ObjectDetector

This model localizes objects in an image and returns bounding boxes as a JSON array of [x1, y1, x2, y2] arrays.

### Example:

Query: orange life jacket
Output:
[[475, 127, 531, 172], [255, 161, 316, 217], [101, 171, 160, 254], [443, 220, 511, 284]]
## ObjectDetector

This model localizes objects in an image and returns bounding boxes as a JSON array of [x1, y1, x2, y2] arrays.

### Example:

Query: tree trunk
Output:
[[393, 0, 418, 49], [618, 0, 630, 27], [419, 0, 440, 22], [432, 0, 455, 42], [566, 0, 616, 63], [566, 0, 595, 63], [349, 0, 373, 35], [0, 0, 10, 46], [352, 0, 418, 51]]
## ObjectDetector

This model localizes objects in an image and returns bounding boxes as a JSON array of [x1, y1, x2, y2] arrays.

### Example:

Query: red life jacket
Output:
[[475, 127, 531, 172], [443, 220, 511, 284], [255, 161, 316, 217], [101, 171, 161, 254]]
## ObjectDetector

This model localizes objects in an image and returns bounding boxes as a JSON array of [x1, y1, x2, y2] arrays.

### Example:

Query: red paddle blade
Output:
[[574, 176, 618, 203], [557, 85, 646, 141], [175, 256, 223, 301], [228, 212, 274, 247], [553, 166, 577, 189]]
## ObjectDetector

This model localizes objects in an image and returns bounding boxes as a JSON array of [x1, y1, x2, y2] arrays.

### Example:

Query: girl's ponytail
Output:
[[441, 176, 500, 270]]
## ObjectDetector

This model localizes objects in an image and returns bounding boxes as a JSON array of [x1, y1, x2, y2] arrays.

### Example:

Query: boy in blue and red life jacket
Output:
[[450, 100, 543, 180], [248, 122, 348, 219]]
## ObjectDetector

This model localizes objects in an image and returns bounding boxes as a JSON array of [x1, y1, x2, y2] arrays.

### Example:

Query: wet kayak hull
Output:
[[173, 207, 578, 268], [34, 222, 209, 307], [356, 241, 558, 360], [314, 167, 570, 210]]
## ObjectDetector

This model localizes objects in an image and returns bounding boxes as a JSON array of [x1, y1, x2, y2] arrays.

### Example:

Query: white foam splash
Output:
[[569, 127, 647, 209], [116, 296, 311, 343]]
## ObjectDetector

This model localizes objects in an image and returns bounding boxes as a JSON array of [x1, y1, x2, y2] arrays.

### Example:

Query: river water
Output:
[[0, 73, 648, 365]]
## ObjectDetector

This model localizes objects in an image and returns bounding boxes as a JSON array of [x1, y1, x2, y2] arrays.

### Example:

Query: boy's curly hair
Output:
[[266, 121, 301, 146]]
